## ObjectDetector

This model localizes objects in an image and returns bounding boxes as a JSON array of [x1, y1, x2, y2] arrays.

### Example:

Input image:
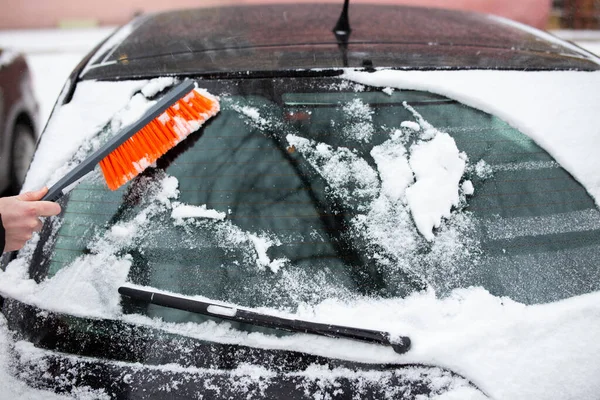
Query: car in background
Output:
[[0, 48, 38, 195], [1, 3, 600, 399]]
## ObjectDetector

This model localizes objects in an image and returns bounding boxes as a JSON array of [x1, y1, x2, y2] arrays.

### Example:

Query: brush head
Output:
[[99, 88, 220, 190]]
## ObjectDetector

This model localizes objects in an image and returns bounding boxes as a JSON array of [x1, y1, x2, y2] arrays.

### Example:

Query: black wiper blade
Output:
[[118, 286, 411, 355]]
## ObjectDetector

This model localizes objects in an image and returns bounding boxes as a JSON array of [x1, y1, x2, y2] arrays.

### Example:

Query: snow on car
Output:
[[1, 3, 600, 399]]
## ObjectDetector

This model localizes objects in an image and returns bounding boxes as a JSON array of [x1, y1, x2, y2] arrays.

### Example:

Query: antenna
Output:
[[333, 0, 351, 67], [333, 0, 351, 39]]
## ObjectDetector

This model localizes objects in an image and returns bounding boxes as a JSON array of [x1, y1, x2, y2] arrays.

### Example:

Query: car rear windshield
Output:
[[43, 77, 600, 321]]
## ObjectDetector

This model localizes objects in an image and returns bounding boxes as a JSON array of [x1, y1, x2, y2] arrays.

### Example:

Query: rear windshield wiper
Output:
[[119, 286, 411, 355]]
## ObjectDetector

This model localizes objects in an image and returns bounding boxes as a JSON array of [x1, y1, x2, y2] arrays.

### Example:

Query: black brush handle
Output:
[[42, 79, 196, 201]]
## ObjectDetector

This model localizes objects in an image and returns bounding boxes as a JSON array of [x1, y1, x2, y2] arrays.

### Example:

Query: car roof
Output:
[[81, 3, 600, 80]]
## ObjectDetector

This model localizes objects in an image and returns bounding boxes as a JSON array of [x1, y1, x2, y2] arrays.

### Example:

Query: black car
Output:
[[0, 49, 38, 195], [2, 3, 600, 399]]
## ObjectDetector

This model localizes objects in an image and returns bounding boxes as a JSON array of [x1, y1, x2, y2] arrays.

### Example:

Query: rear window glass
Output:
[[44, 78, 600, 319]]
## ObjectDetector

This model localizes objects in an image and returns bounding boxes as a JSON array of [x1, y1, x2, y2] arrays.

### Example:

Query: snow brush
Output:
[[42, 79, 219, 201]]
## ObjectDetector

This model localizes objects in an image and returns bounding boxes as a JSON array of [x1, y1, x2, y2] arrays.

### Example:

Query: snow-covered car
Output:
[[0, 48, 38, 195], [2, 3, 600, 399]]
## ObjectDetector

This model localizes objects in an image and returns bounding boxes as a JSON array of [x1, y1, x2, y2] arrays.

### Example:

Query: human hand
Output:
[[0, 187, 62, 252]]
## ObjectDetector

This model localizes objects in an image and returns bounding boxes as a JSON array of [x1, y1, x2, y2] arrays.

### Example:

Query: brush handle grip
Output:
[[42, 159, 98, 202], [42, 79, 196, 202]]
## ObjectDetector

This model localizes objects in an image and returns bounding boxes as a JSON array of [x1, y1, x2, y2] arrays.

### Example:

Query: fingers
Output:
[[15, 187, 60, 217], [16, 187, 48, 202], [32, 201, 61, 217], [0, 187, 61, 253]]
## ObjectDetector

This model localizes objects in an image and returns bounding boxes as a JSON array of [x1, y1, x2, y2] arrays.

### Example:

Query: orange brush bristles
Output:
[[99, 89, 220, 190]]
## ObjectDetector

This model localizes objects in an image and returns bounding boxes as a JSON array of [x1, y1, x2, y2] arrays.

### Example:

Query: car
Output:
[[1, 2, 600, 399], [0, 48, 38, 195]]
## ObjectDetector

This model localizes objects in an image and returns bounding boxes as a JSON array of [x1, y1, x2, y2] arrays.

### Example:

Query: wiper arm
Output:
[[118, 286, 411, 355]]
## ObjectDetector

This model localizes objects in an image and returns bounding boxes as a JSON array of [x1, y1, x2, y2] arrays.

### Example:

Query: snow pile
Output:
[[342, 98, 374, 142], [342, 69, 600, 206], [231, 95, 478, 292], [400, 120, 420, 131], [33, 253, 131, 318], [382, 87, 395, 96], [171, 203, 226, 221], [461, 180, 474, 196], [326, 80, 366, 92], [287, 135, 380, 210], [231, 104, 270, 128], [182, 217, 289, 276], [141, 76, 175, 97], [110, 91, 156, 131], [406, 133, 468, 241], [472, 160, 493, 179], [370, 135, 412, 201], [247, 234, 287, 273], [286, 102, 476, 278], [152, 179, 290, 276], [0, 174, 179, 319]]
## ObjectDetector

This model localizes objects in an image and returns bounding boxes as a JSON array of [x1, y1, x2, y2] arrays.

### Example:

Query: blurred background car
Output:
[[1, 2, 600, 399], [0, 49, 38, 195]]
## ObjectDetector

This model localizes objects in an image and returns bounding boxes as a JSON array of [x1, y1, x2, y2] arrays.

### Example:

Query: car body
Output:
[[2, 3, 600, 399], [0, 49, 38, 195]]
